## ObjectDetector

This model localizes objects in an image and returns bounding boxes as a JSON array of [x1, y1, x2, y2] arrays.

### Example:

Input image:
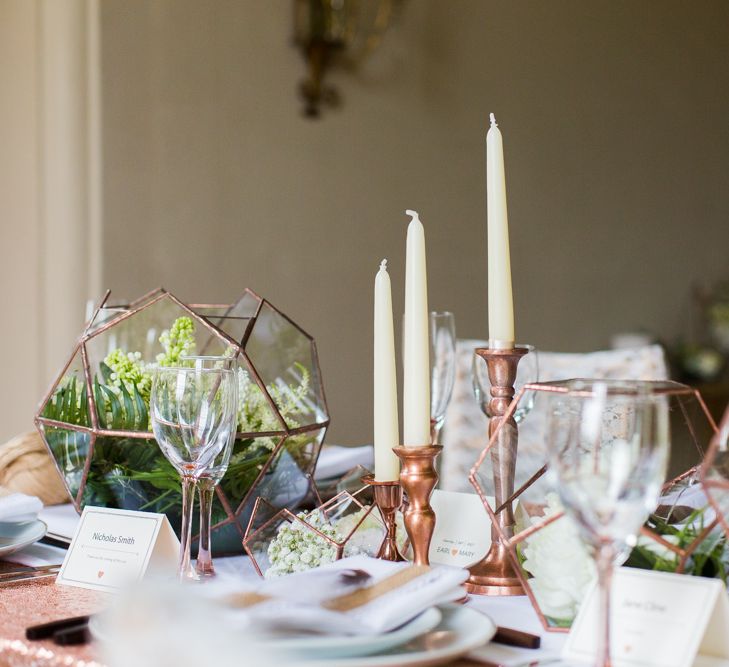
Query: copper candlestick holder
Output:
[[466, 345, 528, 596], [392, 445, 442, 566], [362, 474, 406, 562]]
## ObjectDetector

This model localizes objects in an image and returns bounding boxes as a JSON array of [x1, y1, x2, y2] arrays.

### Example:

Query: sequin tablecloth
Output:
[[0, 575, 107, 667]]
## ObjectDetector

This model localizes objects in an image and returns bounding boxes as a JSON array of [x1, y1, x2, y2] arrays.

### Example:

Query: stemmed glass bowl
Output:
[[429, 311, 456, 444], [151, 362, 238, 580], [544, 380, 670, 666]]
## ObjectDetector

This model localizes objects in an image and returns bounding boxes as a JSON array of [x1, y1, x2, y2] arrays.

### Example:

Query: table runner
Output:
[[0, 557, 565, 667]]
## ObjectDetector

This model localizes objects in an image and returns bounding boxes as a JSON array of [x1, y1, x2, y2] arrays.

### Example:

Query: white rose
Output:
[[521, 493, 596, 624]]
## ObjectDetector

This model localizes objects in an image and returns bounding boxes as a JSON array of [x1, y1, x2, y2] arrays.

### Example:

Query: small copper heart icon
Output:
[[451, 548, 458, 556], [97, 571, 104, 579]]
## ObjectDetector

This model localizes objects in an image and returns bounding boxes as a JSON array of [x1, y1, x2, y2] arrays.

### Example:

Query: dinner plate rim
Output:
[[269, 606, 442, 654], [294, 605, 497, 667], [0, 519, 48, 556]]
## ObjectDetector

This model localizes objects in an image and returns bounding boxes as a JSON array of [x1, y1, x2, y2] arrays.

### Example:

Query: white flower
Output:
[[634, 533, 680, 563], [265, 509, 339, 578], [520, 493, 596, 624]]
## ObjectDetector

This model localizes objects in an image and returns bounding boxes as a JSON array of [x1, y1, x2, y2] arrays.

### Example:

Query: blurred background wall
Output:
[[2, 1, 728, 444]]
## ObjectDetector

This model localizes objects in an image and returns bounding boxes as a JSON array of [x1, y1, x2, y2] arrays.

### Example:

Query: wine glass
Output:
[[151, 363, 238, 581], [181, 355, 238, 578], [544, 380, 670, 666], [430, 312, 456, 445], [472, 344, 538, 422]]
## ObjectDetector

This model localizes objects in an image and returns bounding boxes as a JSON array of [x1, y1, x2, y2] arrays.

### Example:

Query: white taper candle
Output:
[[403, 210, 431, 446], [486, 113, 515, 348], [374, 259, 400, 480]]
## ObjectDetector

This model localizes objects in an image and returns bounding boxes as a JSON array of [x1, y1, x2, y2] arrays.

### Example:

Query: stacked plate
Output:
[[90, 605, 496, 667], [282, 605, 495, 666], [0, 493, 47, 558]]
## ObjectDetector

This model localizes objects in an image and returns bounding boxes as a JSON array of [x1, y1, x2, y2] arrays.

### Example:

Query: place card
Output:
[[563, 567, 729, 667], [56, 506, 179, 592], [427, 490, 492, 567]]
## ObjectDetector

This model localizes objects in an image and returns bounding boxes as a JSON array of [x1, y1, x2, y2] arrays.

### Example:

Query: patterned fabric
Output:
[[440, 342, 669, 493]]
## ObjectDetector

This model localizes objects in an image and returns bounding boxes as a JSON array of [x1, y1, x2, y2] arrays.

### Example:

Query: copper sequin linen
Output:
[[0, 575, 108, 667]]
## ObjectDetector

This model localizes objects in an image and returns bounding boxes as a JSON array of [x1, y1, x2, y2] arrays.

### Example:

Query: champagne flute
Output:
[[472, 344, 538, 423], [151, 364, 238, 581], [544, 380, 670, 666], [181, 355, 238, 578], [429, 311, 456, 444]]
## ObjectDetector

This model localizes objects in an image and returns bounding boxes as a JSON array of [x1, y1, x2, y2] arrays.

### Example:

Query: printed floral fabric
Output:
[[440, 342, 669, 492]]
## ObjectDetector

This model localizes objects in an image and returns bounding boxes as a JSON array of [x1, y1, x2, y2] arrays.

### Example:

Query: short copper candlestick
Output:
[[466, 346, 528, 596], [392, 445, 442, 566], [362, 475, 405, 562]]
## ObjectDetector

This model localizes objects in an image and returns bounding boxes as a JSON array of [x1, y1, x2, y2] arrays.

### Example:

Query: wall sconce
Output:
[[293, 0, 400, 118]]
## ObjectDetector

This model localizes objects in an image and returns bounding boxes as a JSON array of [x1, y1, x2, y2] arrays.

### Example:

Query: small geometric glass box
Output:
[[34, 288, 329, 554], [244, 489, 385, 577], [470, 379, 717, 631]]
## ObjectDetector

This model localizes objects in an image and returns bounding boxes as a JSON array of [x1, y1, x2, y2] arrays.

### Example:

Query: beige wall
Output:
[[101, 1, 729, 444]]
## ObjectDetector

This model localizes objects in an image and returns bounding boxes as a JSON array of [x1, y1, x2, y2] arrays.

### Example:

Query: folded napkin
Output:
[[210, 555, 468, 636], [0, 491, 43, 523]]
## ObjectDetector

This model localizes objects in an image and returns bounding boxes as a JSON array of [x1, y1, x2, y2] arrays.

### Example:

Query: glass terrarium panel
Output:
[[236, 428, 325, 518], [515, 508, 595, 629], [471, 409, 549, 515], [206, 518, 246, 557], [245, 510, 298, 577], [84, 294, 235, 432], [320, 493, 385, 558], [245, 301, 328, 429], [81, 436, 177, 512], [667, 391, 713, 478], [192, 291, 261, 346], [38, 425, 91, 501], [219, 434, 285, 518], [39, 346, 91, 428], [235, 354, 286, 434], [476, 383, 708, 534], [84, 290, 166, 337]]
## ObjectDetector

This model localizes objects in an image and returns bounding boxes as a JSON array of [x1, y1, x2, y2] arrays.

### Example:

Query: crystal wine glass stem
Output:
[[178, 475, 197, 580], [196, 477, 216, 577], [595, 543, 615, 667]]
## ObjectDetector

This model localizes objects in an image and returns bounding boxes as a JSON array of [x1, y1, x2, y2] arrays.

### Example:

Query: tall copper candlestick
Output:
[[362, 475, 405, 561], [393, 445, 442, 566], [466, 346, 527, 596]]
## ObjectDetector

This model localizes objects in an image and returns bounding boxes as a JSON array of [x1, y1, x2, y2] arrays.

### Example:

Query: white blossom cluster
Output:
[[265, 510, 341, 578]]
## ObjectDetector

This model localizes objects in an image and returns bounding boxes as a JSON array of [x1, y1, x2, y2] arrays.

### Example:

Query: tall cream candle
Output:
[[486, 113, 515, 348], [403, 210, 431, 446], [373, 259, 400, 481]]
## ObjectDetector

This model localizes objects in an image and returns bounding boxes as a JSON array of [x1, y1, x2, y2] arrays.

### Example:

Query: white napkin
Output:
[[314, 445, 374, 481], [209, 555, 468, 636], [0, 492, 43, 523]]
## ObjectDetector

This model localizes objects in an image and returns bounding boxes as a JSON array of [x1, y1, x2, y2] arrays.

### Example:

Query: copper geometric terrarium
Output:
[[469, 379, 719, 632], [243, 488, 386, 578], [34, 288, 329, 554]]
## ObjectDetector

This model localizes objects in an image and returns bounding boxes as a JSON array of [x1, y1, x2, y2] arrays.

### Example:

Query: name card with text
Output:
[[56, 506, 179, 592], [563, 567, 729, 667], [428, 490, 492, 567]]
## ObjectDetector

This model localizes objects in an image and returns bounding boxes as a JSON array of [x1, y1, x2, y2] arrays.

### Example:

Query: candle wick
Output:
[[379, 258, 388, 271], [405, 209, 420, 224], [489, 112, 497, 127]]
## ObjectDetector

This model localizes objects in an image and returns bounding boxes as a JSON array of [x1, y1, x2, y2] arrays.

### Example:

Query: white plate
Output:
[[0, 519, 48, 557], [269, 607, 442, 660], [294, 605, 496, 667]]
